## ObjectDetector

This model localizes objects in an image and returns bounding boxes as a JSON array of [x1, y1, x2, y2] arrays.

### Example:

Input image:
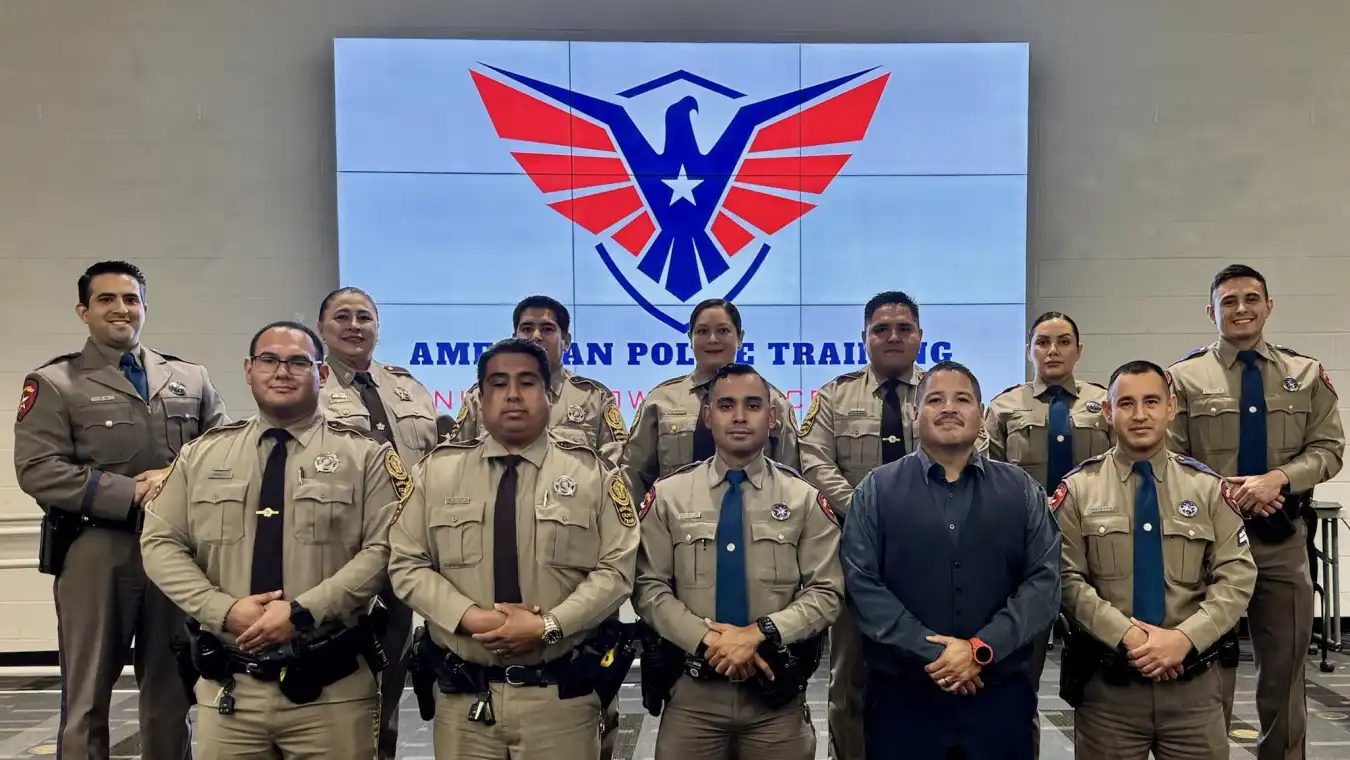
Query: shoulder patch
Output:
[[16, 379, 38, 423], [1174, 454, 1221, 479], [1219, 478, 1242, 516], [1048, 481, 1068, 513], [816, 491, 840, 527], [639, 488, 656, 520], [602, 402, 628, 440], [37, 352, 80, 369], [383, 365, 413, 377], [799, 393, 822, 437], [384, 449, 413, 507], [609, 476, 637, 527], [1319, 365, 1337, 396]]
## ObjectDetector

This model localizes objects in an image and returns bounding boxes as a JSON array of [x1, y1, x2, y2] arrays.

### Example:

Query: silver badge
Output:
[[566, 404, 586, 423], [168, 381, 187, 396], [395, 386, 413, 402], [314, 453, 341, 473], [1283, 377, 1298, 392], [771, 503, 790, 521], [1179, 499, 1198, 518], [1085, 401, 1101, 413], [553, 475, 577, 497]]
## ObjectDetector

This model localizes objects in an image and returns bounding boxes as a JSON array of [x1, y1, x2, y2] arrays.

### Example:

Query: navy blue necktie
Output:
[[714, 469, 749, 626], [119, 353, 148, 401], [1046, 385, 1073, 493], [1237, 350, 1268, 476], [1132, 460, 1165, 625]]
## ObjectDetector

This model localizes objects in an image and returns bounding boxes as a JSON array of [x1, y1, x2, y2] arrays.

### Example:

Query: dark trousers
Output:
[[863, 673, 1035, 760]]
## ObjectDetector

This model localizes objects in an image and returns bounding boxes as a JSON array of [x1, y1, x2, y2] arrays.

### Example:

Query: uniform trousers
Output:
[[1218, 520, 1313, 760], [656, 677, 815, 760], [1075, 666, 1228, 759], [601, 700, 621, 760], [433, 682, 601, 759], [376, 588, 414, 760], [55, 527, 189, 760], [826, 608, 865, 760], [863, 672, 1036, 760], [192, 672, 379, 760]]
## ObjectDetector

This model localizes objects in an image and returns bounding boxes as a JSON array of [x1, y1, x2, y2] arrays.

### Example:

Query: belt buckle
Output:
[[244, 661, 263, 677], [504, 665, 527, 687]]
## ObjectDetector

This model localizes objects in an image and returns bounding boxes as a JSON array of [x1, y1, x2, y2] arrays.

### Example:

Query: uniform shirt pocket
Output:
[[1080, 513, 1131, 580], [1162, 518, 1214, 585], [1189, 396, 1239, 454], [430, 502, 486, 569], [1070, 412, 1112, 458], [292, 481, 355, 545], [1269, 393, 1311, 454], [657, 415, 696, 473], [673, 521, 717, 589], [71, 402, 142, 465], [162, 396, 201, 454], [391, 403, 436, 454], [535, 501, 600, 570], [1005, 413, 1044, 466], [188, 479, 248, 545], [750, 520, 802, 587], [835, 417, 879, 476]]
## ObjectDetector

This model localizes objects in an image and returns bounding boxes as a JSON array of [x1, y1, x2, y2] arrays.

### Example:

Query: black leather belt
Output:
[[479, 661, 568, 687]]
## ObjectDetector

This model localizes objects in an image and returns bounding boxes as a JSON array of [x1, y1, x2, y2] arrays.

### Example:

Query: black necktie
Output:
[[880, 378, 906, 464], [692, 383, 715, 463], [353, 371, 392, 445], [493, 454, 523, 604], [1237, 350, 1268, 476], [251, 429, 291, 595]]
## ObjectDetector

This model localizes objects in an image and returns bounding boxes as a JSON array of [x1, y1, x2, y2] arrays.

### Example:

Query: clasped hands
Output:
[[464, 603, 546, 658], [1226, 471, 1287, 517], [1122, 619, 1193, 681], [701, 618, 775, 681], [924, 635, 982, 695], [226, 590, 294, 652]]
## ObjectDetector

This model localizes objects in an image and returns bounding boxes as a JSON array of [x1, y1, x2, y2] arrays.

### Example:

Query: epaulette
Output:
[[1175, 454, 1242, 515], [836, 369, 865, 383], [567, 374, 611, 394], [325, 419, 385, 442], [198, 419, 250, 439], [1172, 346, 1210, 365], [552, 436, 605, 463], [771, 460, 807, 480], [150, 349, 197, 364], [992, 382, 1024, 401], [654, 375, 685, 390], [1047, 453, 1108, 513], [37, 352, 80, 369], [383, 364, 413, 377], [1064, 452, 1108, 481], [1173, 453, 1221, 479], [1272, 344, 1306, 358], [1082, 380, 1107, 391], [655, 460, 703, 485], [426, 438, 483, 456]]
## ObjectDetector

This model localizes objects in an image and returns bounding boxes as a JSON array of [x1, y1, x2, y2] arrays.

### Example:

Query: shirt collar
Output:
[[1216, 338, 1276, 369], [916, 446, 986, 483], [550, 366, 570, 401], [86, 337, 144, 368], [325, 356, 376, 387], [867, 363, 921, 395], [1110, 445, 1171, 483], [707, 452, 768, 490], [1031, 376, 1079, 399], [481, 429, 552, 469], [257, 408, 326, 449], [688, 369, 716, 389]]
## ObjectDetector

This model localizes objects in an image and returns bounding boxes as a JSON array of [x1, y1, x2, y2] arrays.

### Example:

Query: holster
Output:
[[188, 618, 369, 706], [578, 618, 639, 708], [355, 596, 390, 675], [743, 635, 822, 710], [637, 622, 681, 717], [409, 626, 438, 720], [1217, 627, 1241, 669], [1246, 492, 1309, 544], [38, 509, 83, 577], [170, 630, 200, 704], [1057, 614, 1098, 709]]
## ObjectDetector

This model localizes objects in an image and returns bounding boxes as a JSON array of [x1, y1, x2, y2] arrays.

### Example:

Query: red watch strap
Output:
[[970, 637, 994, 665]]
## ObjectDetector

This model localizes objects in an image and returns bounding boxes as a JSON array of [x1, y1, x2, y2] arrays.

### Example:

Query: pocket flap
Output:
[[1189, 397, 1239, 417], [430, 501, 485, 528], [1081, 513, 1130, 537], [191, 480, 249, 504], [1272, 394, 1312, 415], [750, 521, 800, 545], [163, 396, 201, 420], [1006, 413, 1040, 434], [535, 502, 594, 529], [1162, 518, 1215, 541], [837, 418, 880, 439], [392, 403, 433, 421], [673, 521, 717, 545], [294, 481, 354, 504]]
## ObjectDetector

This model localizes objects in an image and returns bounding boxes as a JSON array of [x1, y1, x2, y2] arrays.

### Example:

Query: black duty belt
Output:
[[476, 660, 569, 687], [683, 655, 744, 682]]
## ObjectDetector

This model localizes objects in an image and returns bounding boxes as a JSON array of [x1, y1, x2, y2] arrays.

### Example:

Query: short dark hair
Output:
[[318, 286, 378, 321], [513, 295, 571, 334], [864, 291, 920, 325], [476, 337, 551, 389], [688, 298, 743, 337], [1107, 359, 1169, 395], [1210, 264, 1268, 299], [79, 261, 147, 306], [249, 320, 325, 362], [707, 362, 770, 398], [1029, 311, 1081, 343], [916, 360, 982, 404]]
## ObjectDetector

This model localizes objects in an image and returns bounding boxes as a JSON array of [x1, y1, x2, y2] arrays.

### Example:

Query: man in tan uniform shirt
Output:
[[1057, 359, 1256, 759], [1166, 265, 1344, 760], [13, 261, 229, 760], [390, 338, 640, 760], [635, 363, 843, 760], [456, 295, 628, 465], [140, 321, 405, 759]]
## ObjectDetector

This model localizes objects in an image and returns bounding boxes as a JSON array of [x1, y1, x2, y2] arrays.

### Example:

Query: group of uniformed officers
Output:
[[11, 259, 1343, 760]]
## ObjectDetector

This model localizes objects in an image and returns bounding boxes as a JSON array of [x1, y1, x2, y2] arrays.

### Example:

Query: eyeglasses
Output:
[[250, 354, 317, 374]]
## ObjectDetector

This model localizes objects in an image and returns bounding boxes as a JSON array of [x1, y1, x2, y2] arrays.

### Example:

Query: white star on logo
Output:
[[662, 165, 702, 205]]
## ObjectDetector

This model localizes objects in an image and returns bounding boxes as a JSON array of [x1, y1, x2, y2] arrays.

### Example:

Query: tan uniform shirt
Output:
[[140, 411, 405, 702], [632, 454, 844, 655], [319, 358, 440, 461], [1166, 338, 1344, 493], [984, 377, 1114, 488], [798, 365, 929, 517], [455, 367, 628, 466], [388, 431, 639, 666], [619, 371, 800, 497], [1054, 447, 1257, 652], [14, 338, 230, 522]]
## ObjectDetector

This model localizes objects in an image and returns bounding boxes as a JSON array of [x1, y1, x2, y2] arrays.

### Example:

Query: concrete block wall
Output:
[[0, 0, 1347, 651]]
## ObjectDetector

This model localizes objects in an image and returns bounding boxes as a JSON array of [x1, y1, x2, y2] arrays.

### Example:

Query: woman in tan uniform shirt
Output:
[[619, 298, 799, 496]]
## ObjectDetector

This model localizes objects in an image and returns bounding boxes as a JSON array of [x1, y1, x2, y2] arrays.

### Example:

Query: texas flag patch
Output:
[[1048, 482, 1067, 513], [639, 488, 656, 521], [817, 492, 840, 527], [16, 380, 37, 423]]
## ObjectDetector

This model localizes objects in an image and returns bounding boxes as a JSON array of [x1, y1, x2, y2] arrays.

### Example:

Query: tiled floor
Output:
[[3, 649, 1350, 759]]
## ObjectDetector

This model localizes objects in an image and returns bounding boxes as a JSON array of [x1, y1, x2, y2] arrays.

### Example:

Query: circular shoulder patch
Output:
[[799, 393, 822, 437], [604, 404, 628, 440], [385, 449, 413, 505]]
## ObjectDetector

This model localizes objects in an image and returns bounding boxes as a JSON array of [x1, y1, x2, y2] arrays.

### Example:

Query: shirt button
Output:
[[727, 543, 736, 552], [777, 534, 785, 541], [1098, 526, 1106, 534], [1188, 529, 1195, 537], [1144, 523, 1153, 532], [949, 524, 956, 531], [1248, 406, 1258, 413], [685, 534, 693, 542], [1209, 407, 1217, 413], [954, 562, 962, 569], [104, 420, 114, 428], [1056, 435, 1065, 443]]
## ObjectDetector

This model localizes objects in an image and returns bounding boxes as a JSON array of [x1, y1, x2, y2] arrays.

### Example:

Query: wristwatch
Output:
[[969, 637, 994, 666], [756, 616, 782, 648], [541, 612, 564, 645], [289, 601, 315, 633]]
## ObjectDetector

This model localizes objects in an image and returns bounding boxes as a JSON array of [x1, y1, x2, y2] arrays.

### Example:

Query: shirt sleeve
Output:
[[971, 473, 1062, 660], [799, 386, 856, 517], [839, 473, 944, 663], [1275, 362, 1345, 493]]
